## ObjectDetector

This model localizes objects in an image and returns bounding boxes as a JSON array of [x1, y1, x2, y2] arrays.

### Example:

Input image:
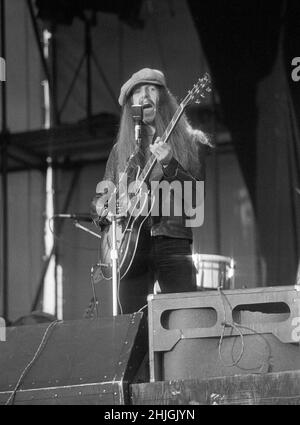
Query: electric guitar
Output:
[[97, 73, 211, 280]]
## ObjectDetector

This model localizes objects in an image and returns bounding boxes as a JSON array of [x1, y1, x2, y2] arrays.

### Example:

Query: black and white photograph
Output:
[[0, 0, 299, 408]]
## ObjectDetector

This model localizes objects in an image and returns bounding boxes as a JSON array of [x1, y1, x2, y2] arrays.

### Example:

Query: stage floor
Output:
[[130, 369, 300, 405]]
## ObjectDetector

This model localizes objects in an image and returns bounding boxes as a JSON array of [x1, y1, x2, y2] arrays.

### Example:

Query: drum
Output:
[[193, 254, 235, 290]]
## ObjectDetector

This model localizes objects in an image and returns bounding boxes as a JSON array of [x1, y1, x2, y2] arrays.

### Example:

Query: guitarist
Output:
[[91, 68, 211, 314]]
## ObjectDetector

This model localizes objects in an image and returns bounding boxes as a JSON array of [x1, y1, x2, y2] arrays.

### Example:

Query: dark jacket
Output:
[[91, 140, 206, 240]]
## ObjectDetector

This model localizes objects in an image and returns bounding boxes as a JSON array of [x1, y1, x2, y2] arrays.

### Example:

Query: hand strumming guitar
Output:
[[149, 137, 173, 166]]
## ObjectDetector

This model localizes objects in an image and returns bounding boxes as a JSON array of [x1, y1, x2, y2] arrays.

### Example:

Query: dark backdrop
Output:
[[188, 0, 300, 284]]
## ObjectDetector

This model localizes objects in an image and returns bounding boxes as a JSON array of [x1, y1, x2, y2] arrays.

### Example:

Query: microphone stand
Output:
[[90, 105, 142, 317], [132, 104, 143, 147], [108, 106, 143, 316], [110, 214, 119, 316], [72, 220, 102, 239], [72, 216, 118, 317]]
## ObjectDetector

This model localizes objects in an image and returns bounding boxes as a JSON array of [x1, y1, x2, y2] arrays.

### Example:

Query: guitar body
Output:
[[98, 193, 152, 280]]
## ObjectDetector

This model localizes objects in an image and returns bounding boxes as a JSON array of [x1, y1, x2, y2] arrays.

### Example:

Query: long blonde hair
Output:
[[115, 86, 210, 175]]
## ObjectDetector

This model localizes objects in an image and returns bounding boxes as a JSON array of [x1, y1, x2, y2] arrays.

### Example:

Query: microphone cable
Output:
[[5, 320, 60, 405]]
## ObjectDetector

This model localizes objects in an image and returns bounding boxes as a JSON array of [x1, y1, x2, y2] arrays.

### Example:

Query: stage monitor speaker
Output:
[[0, 313, 147, 405], [148, 286, 300, 382]]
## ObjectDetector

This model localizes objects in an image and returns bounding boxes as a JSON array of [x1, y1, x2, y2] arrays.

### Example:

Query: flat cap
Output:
[[118, 68, 166, 106]]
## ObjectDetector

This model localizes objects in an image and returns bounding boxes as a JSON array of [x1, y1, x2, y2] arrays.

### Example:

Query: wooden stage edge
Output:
[[130, 369, 300, 405]]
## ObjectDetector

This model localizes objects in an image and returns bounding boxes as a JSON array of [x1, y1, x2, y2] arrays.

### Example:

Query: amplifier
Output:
[[147, 286, 300, 381]]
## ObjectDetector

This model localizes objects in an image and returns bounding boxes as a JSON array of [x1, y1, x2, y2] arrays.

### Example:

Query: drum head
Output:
[[194, 254, 235, 290]]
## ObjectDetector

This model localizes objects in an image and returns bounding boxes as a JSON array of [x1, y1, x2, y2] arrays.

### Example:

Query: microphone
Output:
[[53, 213, 92, 222], [131, 104, 143, 144]]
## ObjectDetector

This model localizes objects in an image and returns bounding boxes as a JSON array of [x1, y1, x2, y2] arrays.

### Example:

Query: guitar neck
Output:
[[138, 103, 185, 183], [129, 72, 210, 187]]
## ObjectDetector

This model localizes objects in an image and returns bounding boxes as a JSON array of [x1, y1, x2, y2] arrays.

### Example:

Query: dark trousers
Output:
[[118, 236, 197, 314]]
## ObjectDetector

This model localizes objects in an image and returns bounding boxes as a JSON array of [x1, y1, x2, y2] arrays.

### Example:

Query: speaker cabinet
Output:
[[0, 313, 147, 405]]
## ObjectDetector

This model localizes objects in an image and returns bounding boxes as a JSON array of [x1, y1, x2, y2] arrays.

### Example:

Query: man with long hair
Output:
[[91, 68, 210, 314]]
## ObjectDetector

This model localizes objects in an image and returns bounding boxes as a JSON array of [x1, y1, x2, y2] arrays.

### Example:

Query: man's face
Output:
[[131, 84, 160, 124]]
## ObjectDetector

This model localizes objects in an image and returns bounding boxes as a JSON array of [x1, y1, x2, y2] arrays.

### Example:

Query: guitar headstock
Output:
[[182, 72, 211, 108]]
